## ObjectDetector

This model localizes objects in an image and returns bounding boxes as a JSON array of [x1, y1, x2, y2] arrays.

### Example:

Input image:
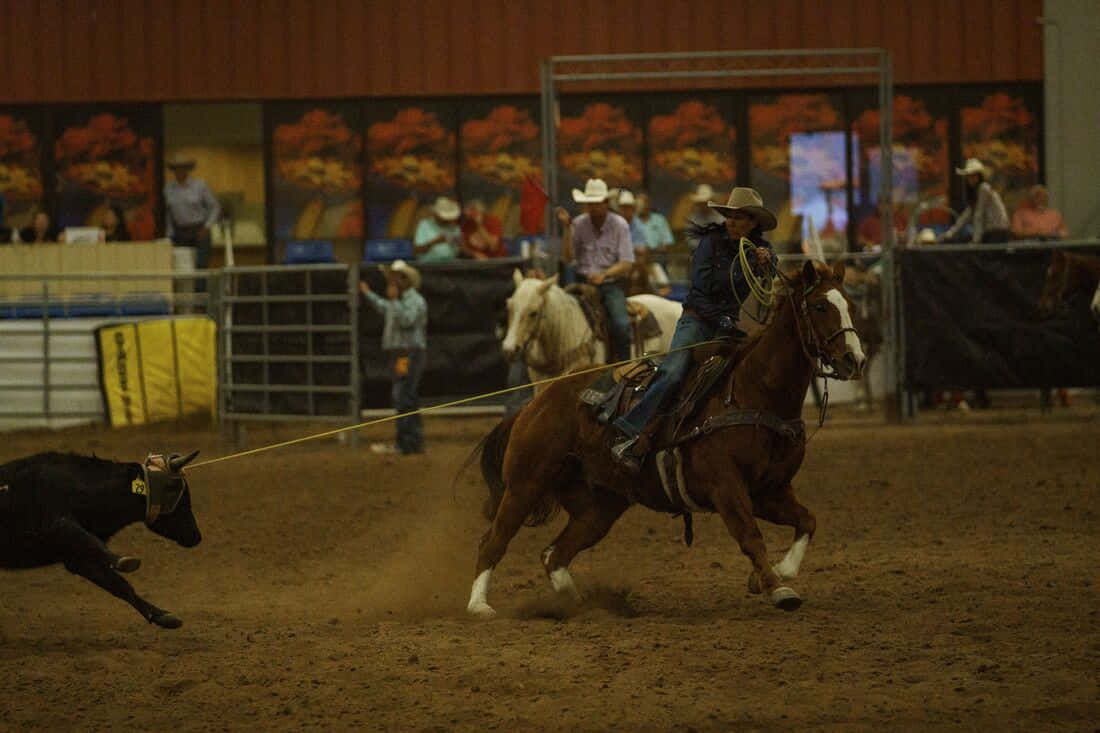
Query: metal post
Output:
[[540, 59, 556, 236], [348, 264, 360, 448], [41, 281, 51, 422]]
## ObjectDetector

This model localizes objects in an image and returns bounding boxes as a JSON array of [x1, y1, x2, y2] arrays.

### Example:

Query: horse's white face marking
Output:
[[501, 279, 545, 357], [774, 534, 810, 581], [826, 288, 866, 365], [1091, 282, 1100, 322]]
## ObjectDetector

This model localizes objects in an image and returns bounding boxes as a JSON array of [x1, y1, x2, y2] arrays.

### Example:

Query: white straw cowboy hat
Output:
[[690, 183, 716, 203], [616, 190, 637, 207], [381, 259, 421, 290], [917, 228, 938, 244], [166, 153, 196, 168], [432, 196, 461, 221], [955, 158, 990, 178], [708, 187, 778, 232], [572, 178, 614, 203]]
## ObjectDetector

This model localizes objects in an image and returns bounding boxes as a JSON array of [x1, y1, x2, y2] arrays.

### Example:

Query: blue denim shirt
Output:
[[684, 225, 775, 324]]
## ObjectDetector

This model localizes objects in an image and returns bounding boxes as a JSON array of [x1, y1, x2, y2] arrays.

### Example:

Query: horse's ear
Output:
[[538, 273, 559, 293], [802, 259, 818, 286], [513, 268, 524, 287], [831, 260, 845, 282]]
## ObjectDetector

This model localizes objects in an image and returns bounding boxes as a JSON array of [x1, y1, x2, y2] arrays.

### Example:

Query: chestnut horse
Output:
[[1039, 249, 1100, 322], [467, 261, 866, 618]]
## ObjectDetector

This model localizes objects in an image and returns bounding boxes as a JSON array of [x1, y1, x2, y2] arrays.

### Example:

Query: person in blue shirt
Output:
[[359, 259, 429, 455], [616, 190, 648, 248], [611, 187, 778, 471], [413, 196, 462, 261]]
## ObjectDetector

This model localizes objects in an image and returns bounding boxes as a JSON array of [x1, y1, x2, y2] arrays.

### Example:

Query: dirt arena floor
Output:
[[1, 405, 1098, 731]]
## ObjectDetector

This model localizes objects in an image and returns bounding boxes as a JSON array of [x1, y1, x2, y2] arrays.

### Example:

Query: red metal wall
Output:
[[0, 0, 1043, 103]]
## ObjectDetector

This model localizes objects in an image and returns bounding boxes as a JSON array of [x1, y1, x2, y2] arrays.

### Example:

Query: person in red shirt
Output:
[[460, 199, 507, 259]]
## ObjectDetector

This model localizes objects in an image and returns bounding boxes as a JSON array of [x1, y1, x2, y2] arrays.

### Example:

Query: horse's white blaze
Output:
[[826, 289, 865, 362], [467, 569, 494, 616], [549, 568, 579, 598], [774, 534, 810, 580], [1090, 282, 1100, 322]]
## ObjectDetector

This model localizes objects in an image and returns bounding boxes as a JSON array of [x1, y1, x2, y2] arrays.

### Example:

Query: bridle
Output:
[[774, 268, 859, 381], [514, 290, 595, 375]]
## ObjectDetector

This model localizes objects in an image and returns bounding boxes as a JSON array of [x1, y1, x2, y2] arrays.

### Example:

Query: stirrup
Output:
[[611, 436, 642, 472]]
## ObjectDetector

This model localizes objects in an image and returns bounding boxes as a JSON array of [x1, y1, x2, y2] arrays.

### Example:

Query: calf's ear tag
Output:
[[131, 478, 148, 496]]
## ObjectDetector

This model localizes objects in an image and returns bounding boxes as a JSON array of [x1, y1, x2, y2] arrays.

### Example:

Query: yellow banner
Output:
[[96, 317, 216, 428]]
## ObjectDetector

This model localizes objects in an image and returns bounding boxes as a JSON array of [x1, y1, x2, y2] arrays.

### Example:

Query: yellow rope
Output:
[[188, 339, 723, 470], [738, 236, 776, 306]]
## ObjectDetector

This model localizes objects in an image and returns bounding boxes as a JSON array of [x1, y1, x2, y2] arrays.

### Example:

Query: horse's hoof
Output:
[[747, 571, 763, 595], [151, 612, 182, 629], [771, 586, 802, 611], [114, 556, 141, 573], [467, 602, 497, 619]]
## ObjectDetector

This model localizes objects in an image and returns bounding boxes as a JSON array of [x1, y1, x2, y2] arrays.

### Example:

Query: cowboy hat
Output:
[[690, 184, 716, 203], [707, 187, 778, 232], [917, 228, 937, 244], [166, 153, 196, 169], [380, 259, 421, 290], [955, 158, 990, 178], [616, 190, 637, 207], [572, 178, 614, 203], [432, 196, 460, 221]]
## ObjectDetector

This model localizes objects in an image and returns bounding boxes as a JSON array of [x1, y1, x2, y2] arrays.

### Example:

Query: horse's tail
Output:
[[475, 411, 560, 527]]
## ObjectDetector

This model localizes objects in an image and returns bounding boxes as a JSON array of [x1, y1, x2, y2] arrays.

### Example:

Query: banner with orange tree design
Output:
[[646, 96, 738, 233], [556, 98, 643, 212], [0, 109, 45, 230], [365, 102, 456, 240], [269, 103, 364, 249], [53, 107, 158, 240], [959, 89, 1040, 213], [459, 99, 542, 239]]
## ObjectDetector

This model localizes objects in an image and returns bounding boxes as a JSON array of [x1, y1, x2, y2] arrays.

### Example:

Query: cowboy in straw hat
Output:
[[556, 178, 636, 362], [615, 189, 649, 248], [359, 259, 429, 455], [610, 186, 779, 472], [686, 183, 725, 246], [941, 158, 1010, 244], [414, 196, 462, 261]]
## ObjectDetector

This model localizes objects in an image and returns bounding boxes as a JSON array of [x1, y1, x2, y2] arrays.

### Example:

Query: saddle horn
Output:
[[168, 450, 200, 472]]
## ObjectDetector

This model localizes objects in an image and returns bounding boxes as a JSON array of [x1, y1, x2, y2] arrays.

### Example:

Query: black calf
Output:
[[0, 451, 202, 628]]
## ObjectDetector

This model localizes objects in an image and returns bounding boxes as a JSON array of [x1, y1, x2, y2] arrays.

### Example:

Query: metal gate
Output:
[[216, 264, 360, 444]]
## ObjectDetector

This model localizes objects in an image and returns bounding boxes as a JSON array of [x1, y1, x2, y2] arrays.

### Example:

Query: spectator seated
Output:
[[284, 240, 335, 264], [363, 238, 414, 264]]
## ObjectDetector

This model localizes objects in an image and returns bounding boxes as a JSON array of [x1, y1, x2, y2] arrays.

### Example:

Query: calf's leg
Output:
[[48, 517, 140, 573], [63, 556, 181, 628]]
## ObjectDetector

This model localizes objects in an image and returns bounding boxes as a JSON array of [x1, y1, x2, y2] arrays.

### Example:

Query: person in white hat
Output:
[[164, 153, 220, 275], [414, 196, 462, 261], [555, 178, 635, 361], [359, 260, 429, 455], [941, 158, 1010, 244], [614, 190, 648, 247], [610, 187, 778, 471], [686, 183, 725, 249]]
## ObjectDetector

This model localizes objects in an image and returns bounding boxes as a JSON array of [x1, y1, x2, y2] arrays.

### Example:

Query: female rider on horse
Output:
[[611, 187, 778, 472]]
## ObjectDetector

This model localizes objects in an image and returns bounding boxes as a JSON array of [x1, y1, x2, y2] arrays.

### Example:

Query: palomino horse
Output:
[[501, 271, 683, 387], [468, 261, 865, 617], [1040, 249, 1100, 323]]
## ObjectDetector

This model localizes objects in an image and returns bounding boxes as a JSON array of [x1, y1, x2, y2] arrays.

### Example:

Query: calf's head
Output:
[[138, 451, 202, 547]]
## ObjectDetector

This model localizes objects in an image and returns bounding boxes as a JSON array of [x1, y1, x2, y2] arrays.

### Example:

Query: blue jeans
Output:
[[613, 313, 715, 437], [392, 349, 425, 453], [595, 281, 631, 362]]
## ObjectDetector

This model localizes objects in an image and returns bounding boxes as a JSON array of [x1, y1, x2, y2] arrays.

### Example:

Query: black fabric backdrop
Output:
[[358, 259, 517, 409], [902, 247, 1100, 390]]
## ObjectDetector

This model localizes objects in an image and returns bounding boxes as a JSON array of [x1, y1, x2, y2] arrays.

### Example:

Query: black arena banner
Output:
[[901, 246, 1100, 390]]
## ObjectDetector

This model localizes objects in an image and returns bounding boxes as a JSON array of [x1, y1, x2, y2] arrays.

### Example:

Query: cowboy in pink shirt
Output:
[[1012, 185, 1068, 240]]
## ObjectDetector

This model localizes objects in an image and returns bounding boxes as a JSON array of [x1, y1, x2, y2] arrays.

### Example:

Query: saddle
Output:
[[564, 283, 663, 357]]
